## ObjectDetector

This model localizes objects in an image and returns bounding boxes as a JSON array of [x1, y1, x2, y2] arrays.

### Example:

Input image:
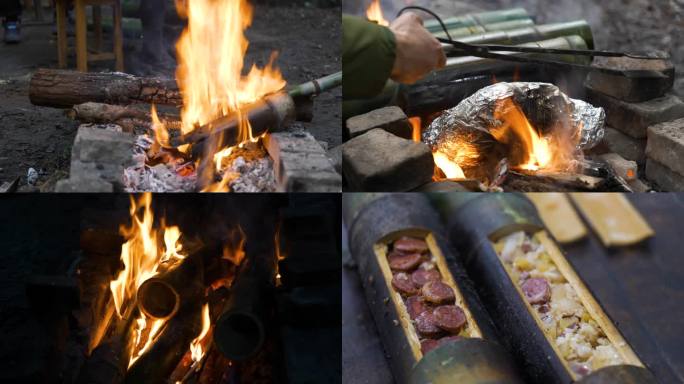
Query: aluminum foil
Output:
[[423, 82, 605, 152]]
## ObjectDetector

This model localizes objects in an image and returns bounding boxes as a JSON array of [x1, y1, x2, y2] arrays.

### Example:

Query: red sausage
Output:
[[433, 305, 467, 333], [411, 268, 441, 287], [414, 311, 442, 338], [521, 277, 551, 304], [394, 236, 429, 254], [392, 273, 418, 296], [405, 296, 428, 320], [388, 253, 422, 271], [422, 281, 455, 305]]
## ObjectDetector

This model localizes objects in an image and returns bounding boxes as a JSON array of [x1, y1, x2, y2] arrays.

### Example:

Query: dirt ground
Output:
[[0, 4, 341, 191], [344, 0, 684, 96]]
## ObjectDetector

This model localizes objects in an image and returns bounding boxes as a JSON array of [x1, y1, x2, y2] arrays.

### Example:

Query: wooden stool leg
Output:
[[55, 0, 68, 68], [93, 5, 102, 53], [113, 2, 124, 72], [35, 0, 45, 22], [74, 0, 88, 72]]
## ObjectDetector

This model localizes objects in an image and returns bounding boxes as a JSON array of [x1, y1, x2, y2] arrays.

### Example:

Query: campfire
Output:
[[75, 193, 279, 383], [138, 0, 286, 192]]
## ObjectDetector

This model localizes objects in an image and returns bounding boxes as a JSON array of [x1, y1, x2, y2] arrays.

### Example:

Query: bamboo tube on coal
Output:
[[424, 8, 531, 33], [136, 251, 204, 320], [343, 193, 523, 384], [213, 251, 276, 361], [432, 193, 656, 384]]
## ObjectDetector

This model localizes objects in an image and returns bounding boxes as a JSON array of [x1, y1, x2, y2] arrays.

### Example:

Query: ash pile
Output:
[[341, 7, 684, 192]]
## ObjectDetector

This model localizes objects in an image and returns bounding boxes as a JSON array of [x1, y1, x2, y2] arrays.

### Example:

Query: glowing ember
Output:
[[489, 98, 553, 171], [366, 0, 389, 26]]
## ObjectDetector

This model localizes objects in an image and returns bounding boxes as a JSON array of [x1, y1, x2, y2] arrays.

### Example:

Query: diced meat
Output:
[[392, 273, 417, 296], [433, 305, 467, 333], [414, 311, 442, 337], [405, 296, 428, 320], [388, 252, 422, 271], [411, 268, 441, 287], [393, 236, 429, 254], [420, 339, 440, 355], [522, 277, 551, 304], [421, 281, 455, 305]]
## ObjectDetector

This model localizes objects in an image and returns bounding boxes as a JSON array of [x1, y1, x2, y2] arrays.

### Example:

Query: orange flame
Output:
[[109, 193, 189, 368], [190, 303, 212, 362], [490, 98, 552, 171], [433, 151, 466, 179], [366, 0, 389, 26], [409, 117, 422, 142], [222, 226, 246, 266]]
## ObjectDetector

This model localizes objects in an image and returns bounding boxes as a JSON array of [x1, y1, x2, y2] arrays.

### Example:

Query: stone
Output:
[[327, 145, 342, 174], [345, 106, 412, 140], [599, 153, 638, 181], [627, 178, 651, 193], [413, 180, 472, 192], [601, 127, 646, 163], [72, 125, 135, 165], [645, 159, 684, 191], [342, 128, 433, 191], [585, 88, 684, 139], [55, 177, 114, 192], [646, 118, 684, 176], [265, 131, 341, 192], [585, 56, 674, 102]]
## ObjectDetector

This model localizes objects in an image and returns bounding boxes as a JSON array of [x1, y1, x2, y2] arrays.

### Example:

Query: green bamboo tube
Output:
[[433, 19, 535, 39], [343, 193, 524, 384], [289, 71, 342, 99], [432, 194, 657, 384], [455, 20, 594, 50], [424, 8, 531, 33]]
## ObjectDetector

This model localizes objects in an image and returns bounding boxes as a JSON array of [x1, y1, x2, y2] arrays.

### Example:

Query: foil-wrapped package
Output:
[[423, 82, 605, 181]]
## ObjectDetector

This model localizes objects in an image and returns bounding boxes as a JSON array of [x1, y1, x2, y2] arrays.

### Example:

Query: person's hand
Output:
[[389, 12, 446, 84]]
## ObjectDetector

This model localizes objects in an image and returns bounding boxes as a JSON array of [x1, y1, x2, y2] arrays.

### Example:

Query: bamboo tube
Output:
[[434, 19, 535, 39], [343, 193, 523, 384], [453, 20, 594, 50], [213, 251, 275, 361], [424, 8, 531, 33], [433, 193, 656, 384]]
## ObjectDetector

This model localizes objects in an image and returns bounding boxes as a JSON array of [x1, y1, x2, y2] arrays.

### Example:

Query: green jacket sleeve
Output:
[[342, 15, 396, 100]]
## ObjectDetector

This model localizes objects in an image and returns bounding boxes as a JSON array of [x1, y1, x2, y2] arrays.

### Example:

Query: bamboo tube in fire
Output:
[[343, 193, 524, 384], [432, 193, 656, 384], [423, 8, 531, 33]]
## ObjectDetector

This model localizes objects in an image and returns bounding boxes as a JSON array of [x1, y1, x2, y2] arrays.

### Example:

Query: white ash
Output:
[[223, 155, 276, 192], [123, 134, 197, 192]]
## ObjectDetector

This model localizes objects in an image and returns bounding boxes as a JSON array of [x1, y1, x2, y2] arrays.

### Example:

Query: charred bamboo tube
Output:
[[451, 20, 594, 50], [213, 252, 275, 361], [136, 252, 204, 320], [29, 68, 182, 108], [434, 19, 535, 39], [433, 193, 656, 384], [174, 91, 295, 157], [343, 193, 523, 384], [124, 300, 203, 384], [424, 8, 531, 33]]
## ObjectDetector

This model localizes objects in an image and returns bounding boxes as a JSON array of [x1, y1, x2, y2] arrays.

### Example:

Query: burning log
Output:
[[213, 252, 275, 361], [67, 102, 181, 133], [136, 251, 204, 320], [29, 68, 182, 108]]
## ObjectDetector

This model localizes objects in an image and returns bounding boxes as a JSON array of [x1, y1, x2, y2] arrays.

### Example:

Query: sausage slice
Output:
[[433, 305, 467, 333], [521, 277, 551, 304], [411, 268, 441, 287], [391, 273, 417, 296], [422, 281, 455, 305], [414, 311, 442, 338], [388, 252, 422, 271], [405, 296, 428, 320], [394, 236, 429, 254]]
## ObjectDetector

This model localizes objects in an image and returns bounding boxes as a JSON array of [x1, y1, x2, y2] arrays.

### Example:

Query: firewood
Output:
[[66, 102, 181, 133], [29, 68, 182, 108]]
